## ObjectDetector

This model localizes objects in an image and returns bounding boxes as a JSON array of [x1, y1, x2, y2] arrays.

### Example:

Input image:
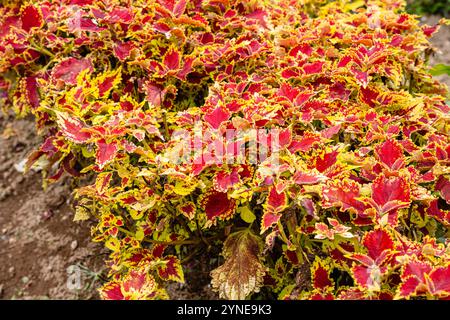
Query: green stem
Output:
[[118, 227, 134, 236], [29, 40, 55, 58], [144, 238, 201, 246], [334, 242, 353, 256]]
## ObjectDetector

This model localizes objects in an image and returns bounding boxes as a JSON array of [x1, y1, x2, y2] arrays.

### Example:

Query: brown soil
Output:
[[0, 114, 107, 300], [0, 14, 448, 301]]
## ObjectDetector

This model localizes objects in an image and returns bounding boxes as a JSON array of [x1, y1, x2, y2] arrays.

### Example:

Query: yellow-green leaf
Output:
[[130, 209, 144, 220], [135, 229, 145, 241], [239, 206, 256, 224], [105, 237, 120, 252], [344, 0, 365, 12], [173, 180, 197, 196], [74, 206, 90, 221]]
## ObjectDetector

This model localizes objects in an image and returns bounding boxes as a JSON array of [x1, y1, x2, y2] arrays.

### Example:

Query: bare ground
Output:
[[0, 115, 107, 299]]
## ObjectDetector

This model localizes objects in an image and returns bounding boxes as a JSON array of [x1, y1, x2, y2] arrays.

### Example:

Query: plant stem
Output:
[[144, 238, 201, 246]]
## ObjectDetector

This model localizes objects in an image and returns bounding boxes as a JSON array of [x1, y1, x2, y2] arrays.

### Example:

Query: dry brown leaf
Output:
[[210, 229, 266, 300]]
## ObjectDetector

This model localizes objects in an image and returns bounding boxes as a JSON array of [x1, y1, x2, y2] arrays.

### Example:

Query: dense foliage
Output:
[[1, 0, 449, 300], [407, 0, 450, 17]]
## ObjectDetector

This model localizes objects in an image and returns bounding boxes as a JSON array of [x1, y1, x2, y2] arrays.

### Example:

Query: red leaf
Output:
[[52, 58, 93, 85], [96, 139, 118, 169], [359, 86, 379, 108], [402, 260, 432, 282], [351, 67, 368, 87], [21, 5, 43, 32], [294, 92, 314, 107], [24, 76, 39, 109], [114, 42, 135, 61], [288, 132, 321, 153], [178, 202, 196, 220], [371, 175, 410, 213], [277, 83, 300, 102], [204, 106, 230, 129], [435, 176, 450, 204], [428, 266, 450, 296], [176, 56, 194, 80], [163, 47, 180, 71], [285, 250, 299, 265], [278, 128, 292, 148], [315, 150, 338, 173], [338, 55, 352, 68], [107, 8, 133, 23], [173, 0, 187, 17], [398, 276, 421, 298], [422, 25, 439, 37], [322, 179, 368, 215], [154, 22, 171, 34], [157, 256, 184, 283], [67, 11, 106, 32], [362, 229, 394, 261], [99, 282, 124, 300], [351, 264, 385, 290], [122, 270, 147, 293], [68, 0, 94, 4], [56, 113, 91, 143], [303, 61, 324, 75], [201, 190, 236, 224], [245, 9, 268, 27], [98, 73, 120, 98], [293, 170, 327, 185], [281, 68, 299, 79], [426, 199, 450, 226], [321, 124, 341, 139], [144, 82, 164, 106], [301, 198, 317, 218], [375, 139, 404, 170], [290, 43, 313, 57], [121, 270, 158, 299], [312, 260, 333, 290], [310, 292, 334, 300], [214, 168, 241, 192], [266, 187, 287, 213], [261, 211, 281, 233]]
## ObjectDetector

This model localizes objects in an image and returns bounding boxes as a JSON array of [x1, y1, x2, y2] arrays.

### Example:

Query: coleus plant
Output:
[[1, 0, 449, 300]]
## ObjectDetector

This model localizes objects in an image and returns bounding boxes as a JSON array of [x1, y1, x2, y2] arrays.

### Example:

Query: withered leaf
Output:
[[210, 230, 266, 300]]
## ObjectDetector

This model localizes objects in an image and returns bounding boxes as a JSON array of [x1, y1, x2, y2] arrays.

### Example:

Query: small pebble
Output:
[[8, 266, 15, 275], [41, 210, 54, 221], [21, 276, 29, 284], [70, 240, 78, 251]]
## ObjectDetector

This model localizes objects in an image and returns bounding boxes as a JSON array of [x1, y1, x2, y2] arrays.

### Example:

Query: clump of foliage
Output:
[[1, 0, 450, 300], [407, 0, 450, 17]]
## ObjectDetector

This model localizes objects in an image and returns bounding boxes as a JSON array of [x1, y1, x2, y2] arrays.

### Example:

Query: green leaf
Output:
[[344, 0, 365, 12], [81, 146, 95, 158], [130, 209, 144, 220], [74, 206, 90, 221], [173, 180, 197, 196], [135, 229, 145, 241], [239, 206, 256, 224], [105, 237, 120, 252], [430, 64, 450, 76]]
